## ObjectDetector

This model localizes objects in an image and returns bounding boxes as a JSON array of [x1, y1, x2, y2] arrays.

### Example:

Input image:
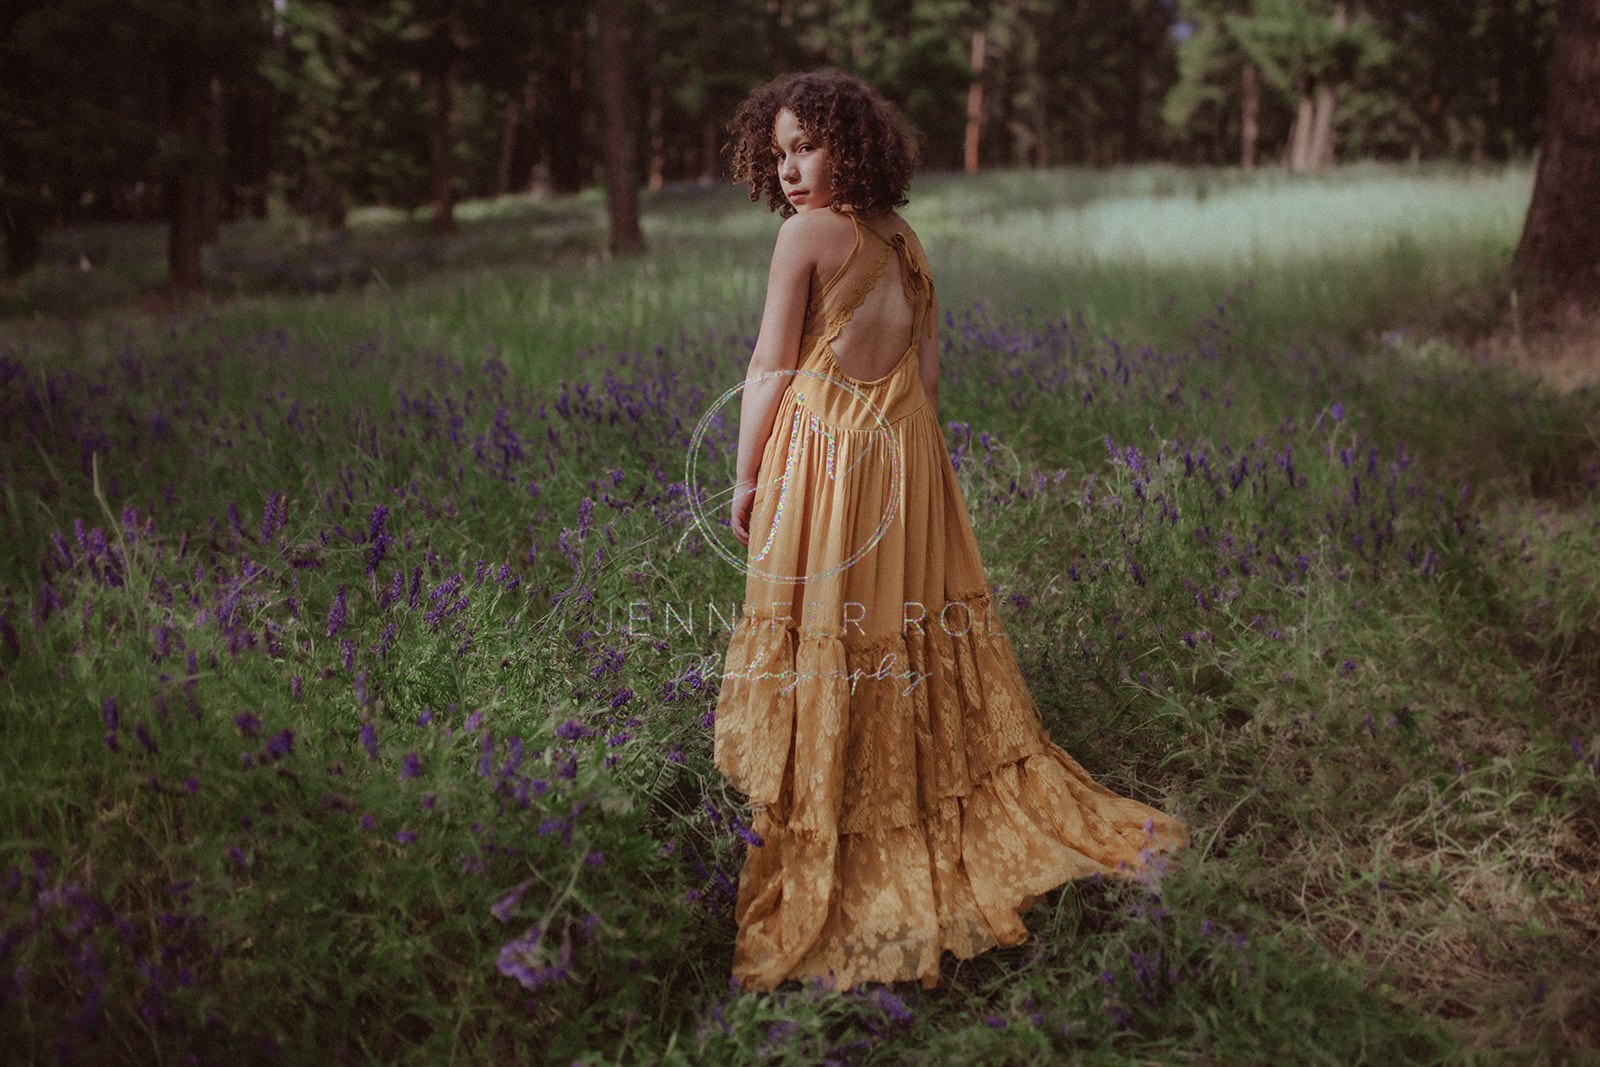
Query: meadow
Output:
[[2, 163, 1597, 1064]]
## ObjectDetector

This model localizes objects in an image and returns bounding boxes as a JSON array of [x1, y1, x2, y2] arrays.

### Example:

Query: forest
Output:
[[0, 1, 1566, 282]]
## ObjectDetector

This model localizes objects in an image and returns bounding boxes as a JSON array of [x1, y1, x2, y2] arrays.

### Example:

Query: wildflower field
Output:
[[2, 164, 1598, 1064]]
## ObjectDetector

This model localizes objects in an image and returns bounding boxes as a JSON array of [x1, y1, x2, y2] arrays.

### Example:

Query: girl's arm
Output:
[[731, 217, 817, 546]]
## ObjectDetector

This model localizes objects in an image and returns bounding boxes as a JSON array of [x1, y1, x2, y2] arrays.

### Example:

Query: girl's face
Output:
[[772, 107, 834, 213]]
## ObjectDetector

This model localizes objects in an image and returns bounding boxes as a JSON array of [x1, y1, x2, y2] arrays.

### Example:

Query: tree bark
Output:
[[648, 82, 665, 191], [545, 28, 586, 195], [964, 28, 986, 174], [1514, 0, 1600, 322], [1240, 61, 1260, 170], [202, 75, 225, 244], [1031, 69, 1050, 168], [701, 114, 718, 185], [428, 59, 456, 235], [1121, 13, 1147, 163], [1309, 79, 1337, 169], [166, 42, 208, 293], [1287, 90, 1315, 172], [2, 204, 43, 278], [597, 0, 644, 255], [496, 94, 521, 198], [1307, 2, 1349, 170]]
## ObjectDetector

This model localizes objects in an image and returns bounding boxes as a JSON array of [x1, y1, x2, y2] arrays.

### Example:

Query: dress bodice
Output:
[[791, 214, 937, 431]]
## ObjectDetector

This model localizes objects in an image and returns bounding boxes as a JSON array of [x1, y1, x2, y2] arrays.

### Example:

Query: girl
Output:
[[714, 70, 1185, 992]]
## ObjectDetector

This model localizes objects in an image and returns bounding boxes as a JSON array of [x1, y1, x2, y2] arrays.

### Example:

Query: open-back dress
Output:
[[714, 212, 1186, 991]]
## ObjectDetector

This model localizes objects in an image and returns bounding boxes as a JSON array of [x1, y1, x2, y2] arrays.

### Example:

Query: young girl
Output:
[[713, 70, 1185, 992]]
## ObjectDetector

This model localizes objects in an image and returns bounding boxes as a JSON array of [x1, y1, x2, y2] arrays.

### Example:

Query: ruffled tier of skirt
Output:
[[714, 595, 1187, 991]]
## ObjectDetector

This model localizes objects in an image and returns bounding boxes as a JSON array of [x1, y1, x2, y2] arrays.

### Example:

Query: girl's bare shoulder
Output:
[[777, 207, 858, 245], [774, 209, 860, 282]]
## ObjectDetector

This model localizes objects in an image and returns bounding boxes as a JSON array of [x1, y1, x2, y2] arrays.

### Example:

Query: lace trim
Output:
[[821, 244, 895, 347], [859, 223, 937, 341], [730, 745, 1188, 992]]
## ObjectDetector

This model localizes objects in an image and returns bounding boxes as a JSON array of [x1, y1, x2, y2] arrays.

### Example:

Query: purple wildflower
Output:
[[874, 989, 912, 1025], [554, 719, 590, 741], [326, 586, 347, 638], [496, 927, 569, 991], [491, 879, 535, 924], [373, 622, 397, 660], [265, 729, 294, 761], [366, 506, 392, 576], [358, 723, 378, 762], [730, 816, 765, 848], [400, 751, 421, 780]]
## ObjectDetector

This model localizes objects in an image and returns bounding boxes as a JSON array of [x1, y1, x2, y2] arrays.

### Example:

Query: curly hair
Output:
[[727, 70, 920, 219]]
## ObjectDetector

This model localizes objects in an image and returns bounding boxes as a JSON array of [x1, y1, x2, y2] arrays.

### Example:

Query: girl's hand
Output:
[[730, 478, 757, 547]]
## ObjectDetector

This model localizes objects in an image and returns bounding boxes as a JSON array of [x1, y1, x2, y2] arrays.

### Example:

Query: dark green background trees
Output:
[[2, 0, 1590, 316]]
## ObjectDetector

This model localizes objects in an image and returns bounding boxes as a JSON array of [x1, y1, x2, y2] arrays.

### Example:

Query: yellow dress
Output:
[[714, 213, 1186, 991]]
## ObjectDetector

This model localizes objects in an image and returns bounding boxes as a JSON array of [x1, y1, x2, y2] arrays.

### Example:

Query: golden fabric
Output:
[[714, 215, 1187, 991]]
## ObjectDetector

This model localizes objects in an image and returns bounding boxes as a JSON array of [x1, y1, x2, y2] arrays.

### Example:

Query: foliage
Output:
[[2, 167, 1598, 1061], [0, 2, 268, 217], [0, 0, 1566, 275]]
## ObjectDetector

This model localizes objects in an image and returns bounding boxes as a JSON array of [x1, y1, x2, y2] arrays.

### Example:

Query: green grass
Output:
[[2, 162, 1597, 1064]]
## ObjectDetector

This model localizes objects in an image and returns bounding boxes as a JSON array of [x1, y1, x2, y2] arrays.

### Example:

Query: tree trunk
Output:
[[1240, 61, 1260, 170], [166, 43, 208, 293], [1031, 69, 1050, 168], [648, 82, 665, 191], [428, 60, 456, 235], [496, 94, 521, 198], [1121, 16, 1147, 163], [202, 75, 225, 244], [597, 0, 644, 255], [1307, 2, 1348, 170], [964, 28, 986, 174], [700, 114, 718, 185], [1514, 0, 1600, 322], [514, 66, 540, 194], [236, 73, 273, 220], [1309, 80, 1337, 169], [545, 28, 586, 195], [2, 204, 43, 278], [1287, 91, 1315, 172]]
